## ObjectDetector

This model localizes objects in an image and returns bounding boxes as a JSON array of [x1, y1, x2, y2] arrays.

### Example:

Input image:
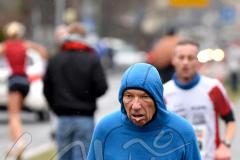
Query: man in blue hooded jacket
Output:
[[87, 63, 201, 160]]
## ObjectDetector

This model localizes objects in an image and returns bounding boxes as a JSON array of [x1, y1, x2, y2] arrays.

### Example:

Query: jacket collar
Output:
[[173, 73, 200, 90]]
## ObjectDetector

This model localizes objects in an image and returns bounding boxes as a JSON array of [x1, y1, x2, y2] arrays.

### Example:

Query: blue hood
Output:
[[118, 63, 169, 129]]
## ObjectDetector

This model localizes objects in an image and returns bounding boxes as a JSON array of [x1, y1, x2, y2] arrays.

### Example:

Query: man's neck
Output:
[[173, 73, 200, 90], [178, 76, 193, 84]]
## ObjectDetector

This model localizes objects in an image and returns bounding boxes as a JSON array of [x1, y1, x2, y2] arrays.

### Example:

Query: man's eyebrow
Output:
[[141, 93, 150, 96], [123, 91, 131, 94]]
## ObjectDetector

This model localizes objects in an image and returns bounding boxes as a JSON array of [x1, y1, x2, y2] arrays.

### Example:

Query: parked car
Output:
[[112, 45, 146, 68], [100, 37, 146, 69], [0, 49, 49, 121]]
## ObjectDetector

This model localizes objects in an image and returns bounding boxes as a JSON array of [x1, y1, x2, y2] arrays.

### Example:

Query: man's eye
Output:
[[141, 95, 150, 99], [177, 55, 184, 59], [188, 56, 196, 61], [124, 94, 133, 98]]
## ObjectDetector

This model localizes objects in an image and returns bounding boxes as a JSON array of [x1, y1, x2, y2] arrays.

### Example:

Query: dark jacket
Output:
[[43, 41, 108, 116]]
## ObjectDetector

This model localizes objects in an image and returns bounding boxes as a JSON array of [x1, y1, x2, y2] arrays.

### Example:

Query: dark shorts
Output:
[[8, 75, 30, 97]]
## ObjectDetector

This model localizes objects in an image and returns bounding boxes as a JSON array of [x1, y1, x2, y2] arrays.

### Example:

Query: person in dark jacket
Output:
[[43, 22, 108, 160]]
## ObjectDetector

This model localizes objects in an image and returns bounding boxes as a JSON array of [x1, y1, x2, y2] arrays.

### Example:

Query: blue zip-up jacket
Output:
[[87, 63, 201, 160]]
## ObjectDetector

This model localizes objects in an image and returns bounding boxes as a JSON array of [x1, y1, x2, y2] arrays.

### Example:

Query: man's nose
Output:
[[183, 58, 190, 64], [132, 98, 141, 110]]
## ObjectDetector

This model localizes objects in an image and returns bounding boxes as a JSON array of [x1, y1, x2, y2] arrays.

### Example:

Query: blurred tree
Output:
[[0, 27, 5, 42]]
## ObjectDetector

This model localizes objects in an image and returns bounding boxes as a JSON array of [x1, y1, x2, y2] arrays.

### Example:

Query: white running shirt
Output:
[[164, 75, 233, 160]]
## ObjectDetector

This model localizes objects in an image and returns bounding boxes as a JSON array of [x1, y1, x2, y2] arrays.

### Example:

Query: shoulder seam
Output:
[[102, 124, 123, 152], [143, 66, 152, 86]]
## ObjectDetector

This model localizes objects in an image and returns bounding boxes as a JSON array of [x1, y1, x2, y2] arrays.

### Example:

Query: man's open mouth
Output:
[[131, 114, 144, 122]]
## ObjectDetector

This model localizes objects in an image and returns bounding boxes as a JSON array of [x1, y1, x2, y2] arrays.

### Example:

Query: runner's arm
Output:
[[25, 41, 48, 60], [214, 117, 236, 159], [222, 120, 236, 147]]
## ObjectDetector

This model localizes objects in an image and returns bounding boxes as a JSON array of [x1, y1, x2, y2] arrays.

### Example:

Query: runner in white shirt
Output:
[[163, 40, 236, 160]]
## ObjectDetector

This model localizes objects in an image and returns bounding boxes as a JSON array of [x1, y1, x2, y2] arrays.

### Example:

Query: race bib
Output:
[[193, 125, 207, 157]]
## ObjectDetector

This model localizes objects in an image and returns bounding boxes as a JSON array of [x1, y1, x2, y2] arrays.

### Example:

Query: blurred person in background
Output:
[[43, 22, 108, 160], [164, 40, 236, 160], [226, 41, 240, 93], [147, 27, 181, 83], [0, 21, 47, 157], [54, 25, 68, 46], [49, 24, 69, 140]]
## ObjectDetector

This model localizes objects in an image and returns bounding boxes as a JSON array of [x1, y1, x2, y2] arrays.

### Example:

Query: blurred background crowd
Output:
[[0, 0, 240, 84], [0, 0, 240, 159]]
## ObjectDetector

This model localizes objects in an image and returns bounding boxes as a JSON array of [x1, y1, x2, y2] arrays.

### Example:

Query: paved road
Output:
[[0, 112, 53, 159], [0, 70, 239, 159]]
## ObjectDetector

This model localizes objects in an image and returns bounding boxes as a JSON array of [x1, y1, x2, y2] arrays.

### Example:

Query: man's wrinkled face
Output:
[[172, 44, 199, 83], [123, 89, 156, 126]]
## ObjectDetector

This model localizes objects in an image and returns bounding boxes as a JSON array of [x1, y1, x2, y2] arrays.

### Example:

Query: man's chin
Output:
[[131, 119, 146, 126], [133, 122, 144, 126]]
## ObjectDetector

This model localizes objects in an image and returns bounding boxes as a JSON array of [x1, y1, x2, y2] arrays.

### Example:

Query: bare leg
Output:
[[8, 91, 24, 142], [6, 91, 26, 158]]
